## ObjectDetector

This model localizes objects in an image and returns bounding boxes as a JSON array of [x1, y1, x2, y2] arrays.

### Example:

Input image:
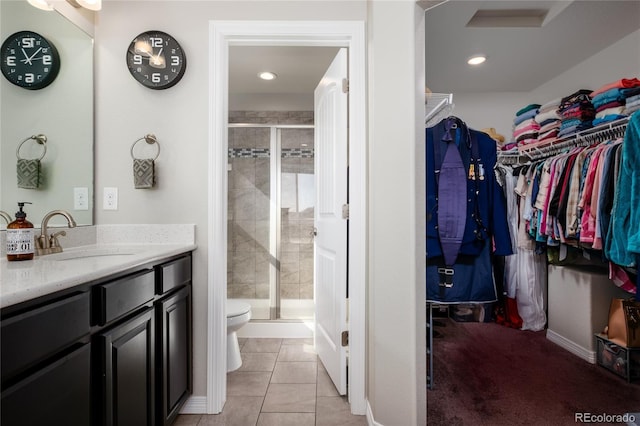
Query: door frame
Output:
[[207, 21, 366, 415]]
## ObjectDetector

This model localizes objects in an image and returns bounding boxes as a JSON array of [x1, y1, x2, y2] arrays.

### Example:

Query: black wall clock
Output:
[[1, 31, 60, 90], [126, 30, 186, 90]]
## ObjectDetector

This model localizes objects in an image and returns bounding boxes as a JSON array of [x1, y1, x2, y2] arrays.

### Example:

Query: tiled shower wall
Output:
[[227, 112, 314, 315]]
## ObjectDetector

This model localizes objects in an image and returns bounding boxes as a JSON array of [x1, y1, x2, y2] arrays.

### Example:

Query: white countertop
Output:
[[0, 243, 196, 309], [0, 224, 197, 309]]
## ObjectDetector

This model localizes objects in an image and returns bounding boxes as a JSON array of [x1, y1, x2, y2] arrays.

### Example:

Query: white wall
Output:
[[367, 2, 425, 425], [94, 0, 374, 410], [532, 28, 640, 101], [449, 92, 528, 142], [452, 29, 640, 135]]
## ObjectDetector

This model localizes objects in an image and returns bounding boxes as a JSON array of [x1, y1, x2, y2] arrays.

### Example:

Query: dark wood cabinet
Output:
[[156, 285, 192, 426], [1, 343, 91, 426], [97, 307, 155, 426], [0, 252, 193, 426]]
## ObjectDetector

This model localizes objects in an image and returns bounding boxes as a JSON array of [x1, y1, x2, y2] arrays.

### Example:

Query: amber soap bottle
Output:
[[6, 202, 35, 261]]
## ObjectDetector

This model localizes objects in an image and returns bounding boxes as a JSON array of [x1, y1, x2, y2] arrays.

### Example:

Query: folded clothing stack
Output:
[[512, 103, 541, 147], [626, 94, 640, 116], [590, 77, 640, 125], [557, 89, 595, 138], [535, 98, 561, 144]]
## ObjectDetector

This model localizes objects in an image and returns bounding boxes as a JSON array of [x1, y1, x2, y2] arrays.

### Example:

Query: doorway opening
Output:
[[208, 20, 366, 416]]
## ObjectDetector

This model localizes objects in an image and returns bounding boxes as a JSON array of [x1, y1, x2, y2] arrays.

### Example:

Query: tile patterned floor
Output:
[[175, 338, 367, 426]]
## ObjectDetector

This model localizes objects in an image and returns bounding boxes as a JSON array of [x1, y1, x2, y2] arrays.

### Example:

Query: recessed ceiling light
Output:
[[27, 0, 54, 10], [467, 55, 487, 66], [258, 71, 277, 81], [76, 0, 102, 11]]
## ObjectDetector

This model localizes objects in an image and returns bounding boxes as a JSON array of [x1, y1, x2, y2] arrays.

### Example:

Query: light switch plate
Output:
[[74, 187, 89, 210], [103, 187, 118, 210]]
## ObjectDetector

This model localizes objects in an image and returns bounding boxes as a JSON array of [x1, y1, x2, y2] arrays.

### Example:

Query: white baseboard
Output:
[[546, 329, 596, 364], [237, 320, 314, 338], [179, 396, 208, 414], [366, 400, 383, 426]]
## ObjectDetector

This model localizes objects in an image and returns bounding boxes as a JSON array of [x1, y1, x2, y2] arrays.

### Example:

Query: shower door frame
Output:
[[228, 123, 315, 321]]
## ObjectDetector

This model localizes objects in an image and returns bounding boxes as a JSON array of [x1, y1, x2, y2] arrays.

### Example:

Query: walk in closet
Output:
[[424, 1, 640, 424]]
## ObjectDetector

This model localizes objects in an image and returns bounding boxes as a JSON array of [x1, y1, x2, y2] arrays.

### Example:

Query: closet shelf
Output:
[[517, 117, 629, 160], [425, 92, 454, 126]]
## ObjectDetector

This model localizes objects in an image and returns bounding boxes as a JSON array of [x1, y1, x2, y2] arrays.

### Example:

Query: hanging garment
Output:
[[497, 162, 547, 331], [426, 117, 513, 260], [607, 111, 640, 267], [515, 247, 547, 331], [426, 117, 513, 303], [495, 164, 520, 298]]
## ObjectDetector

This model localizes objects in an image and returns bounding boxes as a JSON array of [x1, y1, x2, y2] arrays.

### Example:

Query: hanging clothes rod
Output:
[[496, 152, 524, 165], [518, 117, 629, 161]]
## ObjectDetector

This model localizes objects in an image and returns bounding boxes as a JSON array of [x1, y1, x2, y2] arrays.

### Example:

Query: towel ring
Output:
[[130, 133, 160, 160], [16, 134, 47, 160]]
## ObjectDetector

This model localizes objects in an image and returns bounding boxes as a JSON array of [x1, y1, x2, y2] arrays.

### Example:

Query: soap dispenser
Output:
[[6, 202, 35, 261]]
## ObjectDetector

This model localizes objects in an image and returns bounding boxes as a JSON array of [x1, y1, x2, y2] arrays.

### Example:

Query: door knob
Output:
[[311, 227, 318, 237]]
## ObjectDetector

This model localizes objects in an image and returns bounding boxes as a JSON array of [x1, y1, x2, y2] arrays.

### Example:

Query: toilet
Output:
[[226, 300, 252, 372]]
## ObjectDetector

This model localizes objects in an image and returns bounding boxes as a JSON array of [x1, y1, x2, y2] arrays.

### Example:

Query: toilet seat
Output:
[[227, 300, 251, 318]]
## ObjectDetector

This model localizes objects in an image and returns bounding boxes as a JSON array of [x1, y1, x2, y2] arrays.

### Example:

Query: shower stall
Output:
[[227, 123, 315, 321]]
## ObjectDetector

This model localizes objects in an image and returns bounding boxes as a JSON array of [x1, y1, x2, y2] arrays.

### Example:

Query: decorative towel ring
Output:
[[130, 133, 160, 160], [16, 134, 47, 160]]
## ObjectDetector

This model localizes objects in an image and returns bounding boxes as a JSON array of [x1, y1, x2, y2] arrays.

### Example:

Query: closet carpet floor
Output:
[[175, 338, 367, 426], [428, 319, 640, 426]]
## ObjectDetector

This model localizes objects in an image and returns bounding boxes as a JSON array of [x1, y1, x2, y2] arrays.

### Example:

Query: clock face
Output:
[[1, 31, 60, 90], [126, 31, 186, 90]]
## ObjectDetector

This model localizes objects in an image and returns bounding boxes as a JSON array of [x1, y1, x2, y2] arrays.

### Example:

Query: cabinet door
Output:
[[1, 343, 91, 426], [97, 307, 155, 426], [157, 285, 192, 426]]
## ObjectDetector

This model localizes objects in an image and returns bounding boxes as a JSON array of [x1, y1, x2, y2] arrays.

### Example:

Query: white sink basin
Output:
[[45, 248, 138, 261]]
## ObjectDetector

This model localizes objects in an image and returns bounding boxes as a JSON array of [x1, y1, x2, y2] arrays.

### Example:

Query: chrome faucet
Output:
[[36, 210, 77, 256], [0, 210, 11, 225]]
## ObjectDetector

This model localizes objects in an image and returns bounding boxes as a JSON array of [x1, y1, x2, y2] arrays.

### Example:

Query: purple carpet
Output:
[[427, 319, 640, 425]]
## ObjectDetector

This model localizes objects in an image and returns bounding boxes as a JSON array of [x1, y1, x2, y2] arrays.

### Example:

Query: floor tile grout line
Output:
[[256, 338, 282, 423]]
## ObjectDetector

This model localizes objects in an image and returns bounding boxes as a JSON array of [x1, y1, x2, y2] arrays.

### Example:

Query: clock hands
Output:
[[20, 47, 42, 65], [149, 47, 166, 69]]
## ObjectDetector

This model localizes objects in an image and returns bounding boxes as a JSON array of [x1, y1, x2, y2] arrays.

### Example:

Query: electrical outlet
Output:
[[103, 187, 118, 210], [74, 187, 89, 210]]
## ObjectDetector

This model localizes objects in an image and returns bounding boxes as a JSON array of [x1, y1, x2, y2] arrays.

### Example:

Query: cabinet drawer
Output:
[[156, 255, 191, 295], [94, 269, 155, 326], [1, 343, 91, 426], [1, 292, 90, 382]]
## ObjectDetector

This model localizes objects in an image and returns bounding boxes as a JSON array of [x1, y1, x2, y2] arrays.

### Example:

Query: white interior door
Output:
[[314, 48, 348, 395]]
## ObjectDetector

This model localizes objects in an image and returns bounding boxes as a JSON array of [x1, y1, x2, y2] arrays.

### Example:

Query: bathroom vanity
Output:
[[0, 244, 195, 426]]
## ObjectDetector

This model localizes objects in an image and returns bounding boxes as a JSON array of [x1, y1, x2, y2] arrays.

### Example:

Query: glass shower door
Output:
[[278, 128, 315, 320]]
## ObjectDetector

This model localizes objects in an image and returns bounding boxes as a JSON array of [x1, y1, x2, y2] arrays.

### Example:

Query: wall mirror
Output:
[[0, 1, 93, 227]]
